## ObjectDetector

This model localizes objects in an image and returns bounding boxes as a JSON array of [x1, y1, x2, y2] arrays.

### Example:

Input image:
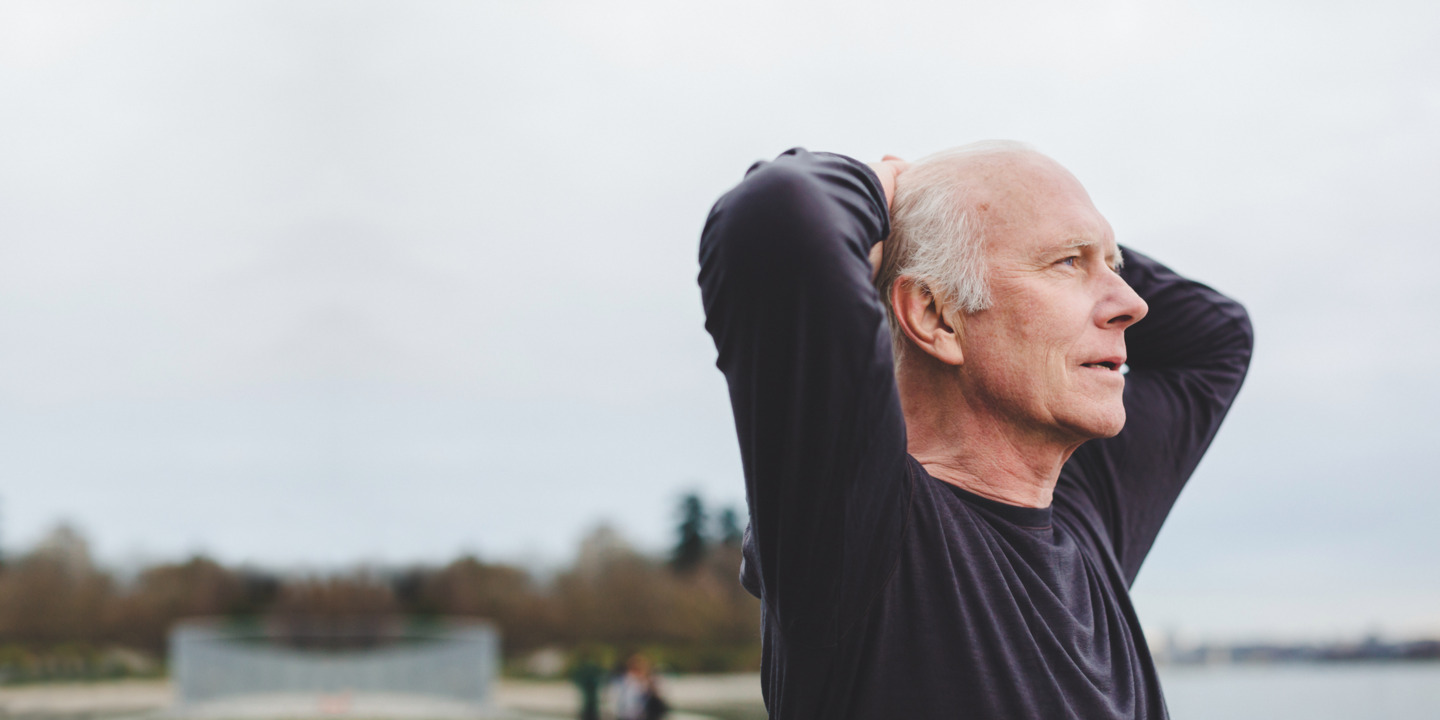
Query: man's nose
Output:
[[1103, 273, 1148, 329]]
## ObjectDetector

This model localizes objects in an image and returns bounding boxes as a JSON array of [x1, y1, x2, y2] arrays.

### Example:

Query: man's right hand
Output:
[[867, 155, 909, 209], [867, 155, 908, 282]]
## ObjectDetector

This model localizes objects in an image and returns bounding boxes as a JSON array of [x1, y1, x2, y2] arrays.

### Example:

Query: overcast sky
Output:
[[1, 0, 1436, 642]]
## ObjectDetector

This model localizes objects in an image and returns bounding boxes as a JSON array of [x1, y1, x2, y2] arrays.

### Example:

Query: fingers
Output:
[[881, 155, 911, 175], [867, 156, 908, 209]]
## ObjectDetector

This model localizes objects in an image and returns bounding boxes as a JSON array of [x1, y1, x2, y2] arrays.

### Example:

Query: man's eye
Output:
[[1058, 256, 1078, 267]]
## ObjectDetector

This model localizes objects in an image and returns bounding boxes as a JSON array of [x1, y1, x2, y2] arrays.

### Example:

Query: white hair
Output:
[[877, 139, 1037, 361]]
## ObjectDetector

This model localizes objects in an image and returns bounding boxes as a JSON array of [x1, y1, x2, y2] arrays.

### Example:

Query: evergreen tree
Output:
[[717, 506, 744, 547], [671, 493, 709, 573]]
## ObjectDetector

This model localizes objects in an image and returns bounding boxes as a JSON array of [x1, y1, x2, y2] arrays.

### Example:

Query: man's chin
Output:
[[1098, 407, 1127, 438], [1094, 421, 1125, 439], [1067, 407, 1126, 441]]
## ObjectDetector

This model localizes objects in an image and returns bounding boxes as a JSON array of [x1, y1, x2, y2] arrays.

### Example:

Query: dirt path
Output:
[[0, 680, 172, 717], [0, 675, 764, 719], [499, 673, 762, 718]]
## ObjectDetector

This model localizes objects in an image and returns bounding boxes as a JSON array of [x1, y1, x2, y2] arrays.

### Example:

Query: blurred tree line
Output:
[[0, 494, 759, 681]]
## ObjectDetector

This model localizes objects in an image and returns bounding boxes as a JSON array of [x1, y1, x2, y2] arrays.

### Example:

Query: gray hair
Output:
[[876, 140, 1037, 361]]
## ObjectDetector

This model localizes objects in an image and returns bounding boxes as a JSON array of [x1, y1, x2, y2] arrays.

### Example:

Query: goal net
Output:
[[169, 617, 500, 717]]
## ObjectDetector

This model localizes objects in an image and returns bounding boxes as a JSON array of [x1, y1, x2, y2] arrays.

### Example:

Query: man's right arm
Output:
[[698, 149, 910, 644]]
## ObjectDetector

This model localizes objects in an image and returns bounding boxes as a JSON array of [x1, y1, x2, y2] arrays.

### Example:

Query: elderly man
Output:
[[697, 144, 1252, 718]]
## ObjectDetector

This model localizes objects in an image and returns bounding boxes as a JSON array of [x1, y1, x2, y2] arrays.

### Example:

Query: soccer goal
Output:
[[169, 617, 500, 718]]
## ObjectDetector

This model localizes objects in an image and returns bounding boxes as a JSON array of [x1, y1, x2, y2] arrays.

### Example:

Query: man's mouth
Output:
[[1081, 359, 1123, 371]]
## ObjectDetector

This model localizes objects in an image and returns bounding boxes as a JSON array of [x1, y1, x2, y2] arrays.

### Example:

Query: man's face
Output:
[[955, 155, 1148, 444]]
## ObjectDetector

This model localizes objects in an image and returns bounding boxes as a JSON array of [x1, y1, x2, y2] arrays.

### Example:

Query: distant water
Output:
[[1159, 663, 1440, 719]]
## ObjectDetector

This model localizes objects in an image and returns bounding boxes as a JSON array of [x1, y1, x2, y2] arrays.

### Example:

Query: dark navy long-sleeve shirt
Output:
[[698, 149, 1253, 719]]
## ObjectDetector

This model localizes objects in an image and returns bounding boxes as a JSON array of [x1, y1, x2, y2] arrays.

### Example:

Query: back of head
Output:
[[876, 140, 1038, 362]]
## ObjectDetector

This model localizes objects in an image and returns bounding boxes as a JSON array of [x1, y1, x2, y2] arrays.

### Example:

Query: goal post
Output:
[[169, 617, 500, 717]]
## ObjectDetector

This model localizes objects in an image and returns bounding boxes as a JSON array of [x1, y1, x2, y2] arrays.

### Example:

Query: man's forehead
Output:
[[921, 144, 1118, 256], [958, 159, 1111, 234], [978, 176, 1119, 266], [946, 152, 1091, 214]]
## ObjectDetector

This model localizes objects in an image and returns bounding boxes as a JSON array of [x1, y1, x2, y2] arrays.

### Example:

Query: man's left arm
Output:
[[1064, 247, 1254, 585]]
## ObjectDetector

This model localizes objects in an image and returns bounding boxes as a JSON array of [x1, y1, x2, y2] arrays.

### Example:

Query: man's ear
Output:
[[892, 277, 964, 366]]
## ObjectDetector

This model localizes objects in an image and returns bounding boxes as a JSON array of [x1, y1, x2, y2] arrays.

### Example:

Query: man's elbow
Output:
[[1215, 297, 1255, 384], [1227, 296, 1255, 359], [700, 160, 839, 277]]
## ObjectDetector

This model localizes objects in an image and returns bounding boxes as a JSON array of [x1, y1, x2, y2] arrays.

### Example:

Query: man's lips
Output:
[[1080, 357, 1126, 372]]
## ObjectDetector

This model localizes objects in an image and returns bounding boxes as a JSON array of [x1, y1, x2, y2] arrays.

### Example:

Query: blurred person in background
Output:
[[698, 144, 1252, 718], [611, 653, 667, 720], [569, 648, 605, 720]]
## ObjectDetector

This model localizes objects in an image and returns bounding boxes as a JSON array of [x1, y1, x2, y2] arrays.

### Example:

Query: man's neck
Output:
[[899, 369, 1080, 509]]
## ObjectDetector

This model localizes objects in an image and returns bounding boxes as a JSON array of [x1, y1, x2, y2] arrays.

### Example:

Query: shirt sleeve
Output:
[[1063, 247, 1254, 585], [698, 148, 911, 646]]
